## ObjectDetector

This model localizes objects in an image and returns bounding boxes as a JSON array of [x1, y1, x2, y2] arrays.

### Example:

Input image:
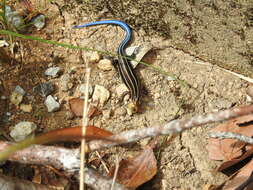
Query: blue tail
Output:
[[73, 20, 131, 35]]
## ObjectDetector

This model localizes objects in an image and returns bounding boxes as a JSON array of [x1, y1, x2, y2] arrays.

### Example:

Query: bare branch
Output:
[[87, 104, 253, 151], [1, 104, 253, 190], [0, 142, 126, 190], [0, 141, 80, 172], [209, 132, 253, 144]]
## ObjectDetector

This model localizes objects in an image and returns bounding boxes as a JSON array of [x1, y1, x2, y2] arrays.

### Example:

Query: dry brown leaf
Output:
[[217, 145, 253, 171], [206, 114, 253, 161], [87, 105, 102, 118], [69, 98, 84, 116], [38, 125, 113, 142], [69, 98, 101, 118], [222, 159, 253, 190], [109, 147, 157, 189]]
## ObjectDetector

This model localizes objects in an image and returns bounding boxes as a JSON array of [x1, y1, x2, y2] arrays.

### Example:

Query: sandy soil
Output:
[[0, 0, 252, 189]]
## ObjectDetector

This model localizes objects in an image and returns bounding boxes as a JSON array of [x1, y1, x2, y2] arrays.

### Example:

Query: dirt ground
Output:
[[0, 0, 253, 189]]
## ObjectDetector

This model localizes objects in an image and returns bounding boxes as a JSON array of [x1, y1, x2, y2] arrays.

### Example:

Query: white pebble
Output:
[[92, 85, 110, 106], [45, 67, 61, 78], [97, 59, 113, 71], [89, 52, 101, 63], [45, 95, 60, 112], [10, 121, 37, 141]]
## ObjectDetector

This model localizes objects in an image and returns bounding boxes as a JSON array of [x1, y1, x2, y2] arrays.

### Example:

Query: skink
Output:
[[74, 20, 140, 109]]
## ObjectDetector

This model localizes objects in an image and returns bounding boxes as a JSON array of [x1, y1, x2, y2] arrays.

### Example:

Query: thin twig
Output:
[[208, 132, 253, 144], [96, 151, 109, 173], [87, 104, 253, 151], [110, 155, 119, 190], [80, 67, 91, 190]]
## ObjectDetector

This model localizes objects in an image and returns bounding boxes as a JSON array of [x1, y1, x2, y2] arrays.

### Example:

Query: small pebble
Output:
[[44, 95, 60, 112], [2, 112, 11, 123], [114, 107, 126, 116], [89, 52, 101, 63], [31, 14, 46, 30], [5, 6, 25, 32], [125, 43, 152, 68], [10, 121, 37, 141], [33, 82, 54, 97], [97, 59, 113, 71], [20, 104, 32, 113], [92, 85, 110, 106], [115, 84, 129, 98], [10, 91, 23, 106], [79, 84, 93, 97], [14, 85, 26, 96], [60, 74, 71, 91], [45, 67, 61, 78]]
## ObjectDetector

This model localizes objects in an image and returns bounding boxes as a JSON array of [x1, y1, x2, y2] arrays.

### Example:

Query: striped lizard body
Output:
[[73, 20, 140, 109]]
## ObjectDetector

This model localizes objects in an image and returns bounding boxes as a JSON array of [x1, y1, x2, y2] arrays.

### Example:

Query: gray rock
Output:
[[79, 84, 93, 97], [31, 14, 46, 30], [10, 121, 37, 142], [15, 85, 26, 96], [2, 112, 11, 123], [45, 67, 61, 78], [44, 95, 60, 112], [125, 43, 152, 68], [33, 82, 54, 97], [5, 6, 25, 32]]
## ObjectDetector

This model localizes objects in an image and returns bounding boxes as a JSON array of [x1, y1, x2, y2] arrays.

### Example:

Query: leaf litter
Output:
[[207, 114, 253, 189], [108, 140, 158, 189]]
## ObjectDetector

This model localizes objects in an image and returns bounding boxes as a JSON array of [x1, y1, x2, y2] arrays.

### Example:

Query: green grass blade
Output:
[[0, 29, 190, 87]]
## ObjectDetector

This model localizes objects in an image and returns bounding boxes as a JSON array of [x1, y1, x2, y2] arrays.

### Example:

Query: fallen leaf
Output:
[[109, 146, 157, 188], [36, 125, 113, 142], [206, 114, 253, 161], [222, 159, 253, 190], [87, 105, 102, 118], [69, 98, 101, 118], [217, 145, 253, 172], [0, 126, 113, 161], [69, 98, 84, 116]]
